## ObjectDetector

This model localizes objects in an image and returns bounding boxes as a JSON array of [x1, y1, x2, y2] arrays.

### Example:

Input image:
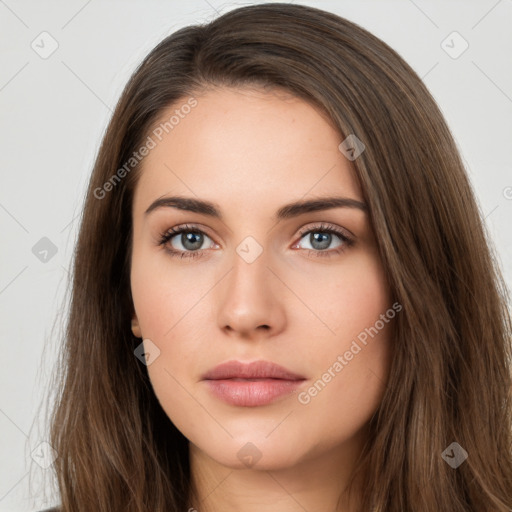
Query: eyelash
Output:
[[158, 222, 354, 260]]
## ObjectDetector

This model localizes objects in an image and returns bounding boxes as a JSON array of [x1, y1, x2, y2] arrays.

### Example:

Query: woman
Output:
[[40, 3, 512, 511]]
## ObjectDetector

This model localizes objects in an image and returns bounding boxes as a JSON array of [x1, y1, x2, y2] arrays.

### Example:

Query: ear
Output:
[[131, 314, 142, 338]]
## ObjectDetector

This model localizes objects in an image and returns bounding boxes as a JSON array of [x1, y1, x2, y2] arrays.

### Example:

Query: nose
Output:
[[216, 245, 287, 339]]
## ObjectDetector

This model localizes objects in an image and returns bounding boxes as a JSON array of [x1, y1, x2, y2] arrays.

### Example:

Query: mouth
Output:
[[202, 360, 306, 407]]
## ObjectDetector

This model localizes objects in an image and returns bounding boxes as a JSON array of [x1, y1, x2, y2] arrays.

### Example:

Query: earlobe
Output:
[[131, 315, 142, 338]]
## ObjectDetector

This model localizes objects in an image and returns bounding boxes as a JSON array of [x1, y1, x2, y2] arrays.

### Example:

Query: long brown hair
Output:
[[41, 3, 512, 510]]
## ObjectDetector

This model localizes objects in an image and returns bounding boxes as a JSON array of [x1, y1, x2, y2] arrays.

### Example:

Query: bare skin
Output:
[[130, 86, 394, 511]]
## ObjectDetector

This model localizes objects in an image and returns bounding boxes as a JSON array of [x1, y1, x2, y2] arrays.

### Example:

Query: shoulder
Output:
[[39, 508, 60, 512]]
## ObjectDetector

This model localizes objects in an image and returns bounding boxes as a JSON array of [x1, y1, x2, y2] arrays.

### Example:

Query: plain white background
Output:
[[0, 1, 511, 510]]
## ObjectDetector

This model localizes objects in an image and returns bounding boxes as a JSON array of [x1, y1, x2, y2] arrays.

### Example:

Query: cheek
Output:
[[293, 251, 394, 420], [333, 250, 391, 326], [291, 248, 392, 361], [130, 253, 211, 437], [295, 313, 394, 447], [145, 361, 215, 446], [130, 242, 211, 341], [130, 247, 213, 399]]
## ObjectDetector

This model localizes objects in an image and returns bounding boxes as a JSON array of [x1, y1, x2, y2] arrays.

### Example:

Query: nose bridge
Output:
[[215, 234, 285, 335], [229, 234, 271, 304]]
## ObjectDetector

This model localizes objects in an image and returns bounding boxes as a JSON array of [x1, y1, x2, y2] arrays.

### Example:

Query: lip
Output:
[[202, 360, 306, 407]]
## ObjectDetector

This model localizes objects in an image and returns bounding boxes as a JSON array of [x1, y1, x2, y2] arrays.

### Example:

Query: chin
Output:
[[192, 434, 307, 471]]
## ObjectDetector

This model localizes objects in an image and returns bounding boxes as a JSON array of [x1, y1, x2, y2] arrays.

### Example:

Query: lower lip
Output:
[[204, 378, 305, 407]]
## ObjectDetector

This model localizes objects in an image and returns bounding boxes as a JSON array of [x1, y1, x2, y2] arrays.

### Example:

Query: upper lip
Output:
[[202, 360, 305, 381]]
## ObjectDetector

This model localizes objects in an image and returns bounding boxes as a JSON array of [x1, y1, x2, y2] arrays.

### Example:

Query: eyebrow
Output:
[[144, 195, 368, 220]]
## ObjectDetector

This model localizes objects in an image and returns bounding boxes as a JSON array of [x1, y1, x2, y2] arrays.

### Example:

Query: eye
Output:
[[158, 224, 217, 259], [158, 222, 354, 260], [293, 222, 354, 258]]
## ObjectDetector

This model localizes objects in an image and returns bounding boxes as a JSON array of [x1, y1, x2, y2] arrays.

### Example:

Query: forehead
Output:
[[133, 87, 362, 213]]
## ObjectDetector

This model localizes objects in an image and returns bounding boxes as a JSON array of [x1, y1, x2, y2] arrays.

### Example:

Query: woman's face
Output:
[[130, 86, 394, 472]]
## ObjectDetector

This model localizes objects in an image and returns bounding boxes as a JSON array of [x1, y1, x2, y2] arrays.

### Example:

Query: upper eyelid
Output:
[[297, 222, 352, 239], [162, 222, 352, 246]]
